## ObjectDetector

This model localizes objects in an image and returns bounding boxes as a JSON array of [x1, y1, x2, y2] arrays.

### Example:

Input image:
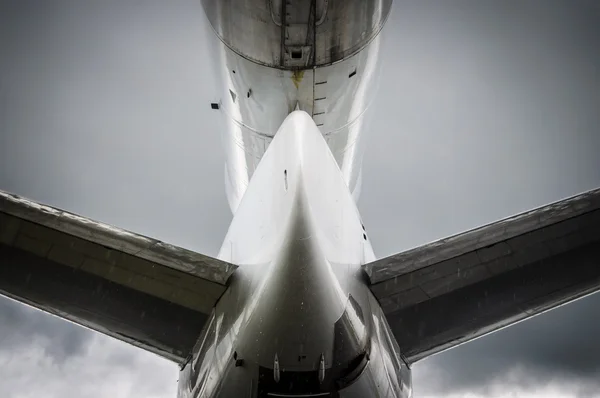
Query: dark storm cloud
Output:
[[0, 298, 90, 363], [0, 305, 176, 398], [0, 0, 599, 397], [413, 292, 600, 396]]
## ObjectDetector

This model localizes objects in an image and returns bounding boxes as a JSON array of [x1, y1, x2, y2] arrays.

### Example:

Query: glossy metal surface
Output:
[[177, 112, 410, 397], [202, 0, 392, 68], [205, 14, 386, 211]]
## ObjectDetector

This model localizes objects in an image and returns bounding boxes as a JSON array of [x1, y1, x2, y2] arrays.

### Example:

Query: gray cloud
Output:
[[413, 292, 600, 396], [0, 299, 90, 364], [0, 0, 230, 255], [1, 0, 599, 397], [363, 0, 600, 256], [0, 316, 177, 398], [0, 300, 175, 398]]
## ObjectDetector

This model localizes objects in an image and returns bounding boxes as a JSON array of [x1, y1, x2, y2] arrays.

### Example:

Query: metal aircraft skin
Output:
[[1, 1, 600, 397], [177, 110, 411, 397], [179, 1, 411, 395]]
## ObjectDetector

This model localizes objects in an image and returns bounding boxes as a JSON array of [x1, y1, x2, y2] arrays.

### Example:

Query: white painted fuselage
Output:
[[204, 0, 388, 213], [178, 112, 411, 397], [176, 1, 412, 396]]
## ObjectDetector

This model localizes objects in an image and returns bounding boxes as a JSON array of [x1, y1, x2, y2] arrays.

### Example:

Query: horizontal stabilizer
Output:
[[0, 190, 237, 364], [364, 188, 600, 364]]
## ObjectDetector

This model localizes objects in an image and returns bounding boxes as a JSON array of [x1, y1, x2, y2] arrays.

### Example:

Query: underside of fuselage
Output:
[[176, 1, 408, 396], [177, 111, 411, 397]]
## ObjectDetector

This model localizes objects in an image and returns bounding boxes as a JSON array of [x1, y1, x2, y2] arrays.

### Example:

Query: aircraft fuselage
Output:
[[177, 1, 412, 396]]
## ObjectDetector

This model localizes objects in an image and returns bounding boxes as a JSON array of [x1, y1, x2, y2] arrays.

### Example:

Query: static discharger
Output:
[[274, 354, 280, 383], [318, 354, 325, 383]]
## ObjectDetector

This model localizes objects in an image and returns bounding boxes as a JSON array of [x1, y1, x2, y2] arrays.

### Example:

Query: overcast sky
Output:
[[1, 1, 600, 397]]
